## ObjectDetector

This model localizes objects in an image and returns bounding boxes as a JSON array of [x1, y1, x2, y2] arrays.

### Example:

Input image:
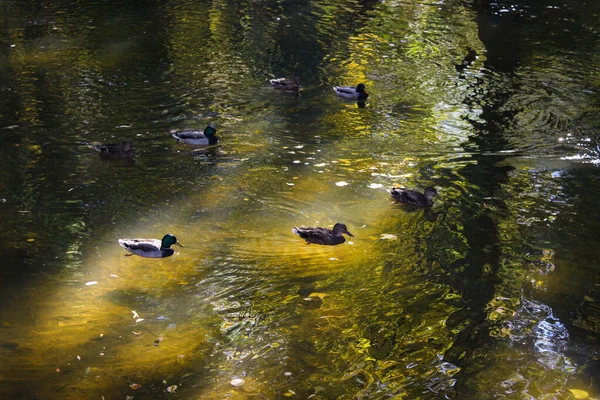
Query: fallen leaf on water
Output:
[[132, 331, 141, 335], [230, 378, 245, 387], [570, 389, 589, 399], [166, 385, 178, 393], [132, 311, 139, 319], [130, 383, 142, 390], [379, 234, 398, 240], [85, 281, 98, 286], [135, 318, 144, 323]]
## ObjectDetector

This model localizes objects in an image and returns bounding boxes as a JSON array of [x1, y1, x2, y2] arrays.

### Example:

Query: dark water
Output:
[[1, 0, 600, 398]]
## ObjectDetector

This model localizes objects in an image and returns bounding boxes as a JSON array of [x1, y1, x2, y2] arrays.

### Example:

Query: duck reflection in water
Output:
[[292, 222, 354, 245]]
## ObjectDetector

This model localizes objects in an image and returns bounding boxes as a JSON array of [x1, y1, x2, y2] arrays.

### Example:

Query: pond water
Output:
[[1, 0, 600, 398]]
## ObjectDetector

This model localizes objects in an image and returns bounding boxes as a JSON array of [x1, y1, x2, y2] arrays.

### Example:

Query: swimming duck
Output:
[[94, 141, 135, 158], [269, 77, 300, 92], [118, 234, 183, 258], [391, 186, 437, 207], [172, 125, 221, 146], [333, 83, 368, 100], [292, 222, 354, 245]]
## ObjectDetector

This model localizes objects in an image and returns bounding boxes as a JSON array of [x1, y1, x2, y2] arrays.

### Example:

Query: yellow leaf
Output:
[[570, 389, 589, 399]]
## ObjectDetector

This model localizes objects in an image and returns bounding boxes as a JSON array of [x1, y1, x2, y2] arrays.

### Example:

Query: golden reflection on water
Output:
[[1, 144, 441, 397]]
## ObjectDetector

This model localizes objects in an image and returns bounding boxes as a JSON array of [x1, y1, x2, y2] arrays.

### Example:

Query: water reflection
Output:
[[1, 0, 600, 398]]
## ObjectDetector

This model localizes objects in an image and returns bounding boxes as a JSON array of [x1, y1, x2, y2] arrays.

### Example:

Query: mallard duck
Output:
[[391, 186, 437, 207], [269, 77, 300, 91], [118, 234, 183, 258], [94, 141, 135, 158], [292, 222, 354, 245], [172, 125, 221, 146], [333, 83, 368, 100]]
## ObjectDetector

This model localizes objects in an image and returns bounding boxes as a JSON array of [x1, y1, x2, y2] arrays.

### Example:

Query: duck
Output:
[[391, 186, 437, 207], [269, 77, 300, 92], [333, 83, 368, 100], [172, 125, 221, 146], [292, 222, 354, 245], [94, 141, 135, 158], [118, 234, 183, 258]]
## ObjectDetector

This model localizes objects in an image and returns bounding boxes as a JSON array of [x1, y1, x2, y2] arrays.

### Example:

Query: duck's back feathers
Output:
[[118, 238, 166, 258], [95, 141, 135, 158]]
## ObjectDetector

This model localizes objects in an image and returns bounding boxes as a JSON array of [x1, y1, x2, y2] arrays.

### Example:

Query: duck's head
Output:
[[424, 187, 438, 198], [333, 223, 354, 237], [204, 125, 221, 139], [121, 141, 134, 152], [356, 83, 367, 93], [161, 234, 183, 248]]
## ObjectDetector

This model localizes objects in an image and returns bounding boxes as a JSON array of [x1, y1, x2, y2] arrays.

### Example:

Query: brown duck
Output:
[[292, 222, 354, 245], [95, 141, 135, 158], [391, 186, 437, 207]]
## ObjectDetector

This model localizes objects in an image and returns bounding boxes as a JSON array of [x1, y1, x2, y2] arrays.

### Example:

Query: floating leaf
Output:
[[570, 389, 588, 399], [230, 378, 245, 387], [85, 281, 98, 286], [166, 385, 178, 393]]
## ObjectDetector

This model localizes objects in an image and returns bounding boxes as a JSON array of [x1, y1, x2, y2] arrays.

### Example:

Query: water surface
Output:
[[1, 0, 600, 398]]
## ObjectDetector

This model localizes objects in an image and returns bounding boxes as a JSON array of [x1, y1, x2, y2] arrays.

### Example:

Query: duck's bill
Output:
[[346, 231, 354, 237], [175, 241, 184, 247], [215, 133, 222, 139]]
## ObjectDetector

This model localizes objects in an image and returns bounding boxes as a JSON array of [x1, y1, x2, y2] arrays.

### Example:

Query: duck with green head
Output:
[[118, 234, 183, 258], [172, 125, 221, 146], [333, 83, 368, 100], [292, 222, 354, 245], [94, 141, 135, 158]]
